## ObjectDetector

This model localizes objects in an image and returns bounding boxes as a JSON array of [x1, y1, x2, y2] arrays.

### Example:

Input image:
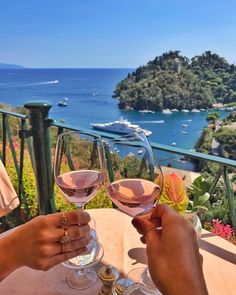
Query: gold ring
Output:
[[61, 212, 67, 228], [60, 228, 72, 252]]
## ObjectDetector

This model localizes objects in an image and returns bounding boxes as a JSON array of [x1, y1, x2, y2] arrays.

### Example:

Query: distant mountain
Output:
[[0, 63, 24, 69], [113, 51, 236, 111]]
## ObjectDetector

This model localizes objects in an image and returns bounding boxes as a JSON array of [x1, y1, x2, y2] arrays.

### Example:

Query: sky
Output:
[[0, 0, 236, 68]]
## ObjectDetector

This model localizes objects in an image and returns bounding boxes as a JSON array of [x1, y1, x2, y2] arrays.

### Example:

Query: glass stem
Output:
[[77, 204, 85, 210], [77, 268, 87, 276]]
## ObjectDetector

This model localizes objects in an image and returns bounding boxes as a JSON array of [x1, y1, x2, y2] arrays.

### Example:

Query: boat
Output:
[[91, 118, 152, 137], [191, 109, 200, 113], [162, 109, 173, 114], [181, 109, 189, 113], [170, 142, 176, 146], [57, 101, 67, 107], [57, 97, 68, 107], [182, 124, 189, 127], [181, 131, 188, 135], [138, 110, 155, 114]]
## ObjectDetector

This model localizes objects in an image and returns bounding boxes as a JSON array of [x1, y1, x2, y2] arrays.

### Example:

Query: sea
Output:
[[0, 68, 228, 170]]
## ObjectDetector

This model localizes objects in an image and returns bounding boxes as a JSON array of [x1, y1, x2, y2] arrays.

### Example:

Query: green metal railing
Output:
[[0, 109, 29, 222], [0, 101, 235, 231]]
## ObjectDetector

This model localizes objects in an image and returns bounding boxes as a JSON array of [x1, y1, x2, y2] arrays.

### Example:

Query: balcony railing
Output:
[[0, 101, 235, 232]]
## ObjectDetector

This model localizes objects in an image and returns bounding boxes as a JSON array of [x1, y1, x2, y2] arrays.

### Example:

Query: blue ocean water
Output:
[[0, 68, 228, 169]]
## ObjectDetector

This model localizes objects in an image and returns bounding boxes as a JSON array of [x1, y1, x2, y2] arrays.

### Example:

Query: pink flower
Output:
[[13, 141, 19, 150], [211, 219, 234, 239]]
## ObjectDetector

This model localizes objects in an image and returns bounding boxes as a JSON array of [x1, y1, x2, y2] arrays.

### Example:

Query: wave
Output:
[[136, 120, 165, 124]]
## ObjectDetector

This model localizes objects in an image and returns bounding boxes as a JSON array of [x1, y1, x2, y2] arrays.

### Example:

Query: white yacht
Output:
[[91, 118, 152, 137], [138, 110, 155, 114], [162, 109, 173, 114]]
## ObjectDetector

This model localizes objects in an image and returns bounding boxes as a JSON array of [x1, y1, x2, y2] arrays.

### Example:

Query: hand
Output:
[[132, 204, 208, 295], [0, 210, 91, 280]]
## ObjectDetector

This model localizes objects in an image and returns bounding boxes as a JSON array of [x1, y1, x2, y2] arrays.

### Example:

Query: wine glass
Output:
[[54, 131, 106, 289], [105, 132, 163, 217], [62, 218, 104, 289], [119, 267, 162, 295], [54, 131, 106, 209], [105, 132, 163, 294]]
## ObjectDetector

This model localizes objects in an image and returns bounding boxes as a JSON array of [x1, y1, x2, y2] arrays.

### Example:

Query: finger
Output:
[[45, 247, 88, 270], [132, 215, 161, 236], [151, 204, 178, 219], [55, 234, 92, 254], [138, 210, 162, 227], [145, 226, 161, 244], [140, 236, 146, 244], [48, 210, 91, 228], [56, 224, 90, 242], [66, 235, 92, 252]]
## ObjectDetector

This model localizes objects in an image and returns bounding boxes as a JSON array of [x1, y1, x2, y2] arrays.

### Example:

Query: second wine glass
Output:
[[105, 133, 163, 217]]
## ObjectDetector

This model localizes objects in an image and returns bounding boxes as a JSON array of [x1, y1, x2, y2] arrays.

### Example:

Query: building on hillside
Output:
[[173, 57, 181, 74]]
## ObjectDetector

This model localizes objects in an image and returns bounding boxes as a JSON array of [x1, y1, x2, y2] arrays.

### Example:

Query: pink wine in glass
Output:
[[56, 170, 104, 207], [107, 178, 161, 216]]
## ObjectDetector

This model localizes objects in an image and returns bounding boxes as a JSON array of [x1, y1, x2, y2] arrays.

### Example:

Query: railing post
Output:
[[24, 101, 55, 215]]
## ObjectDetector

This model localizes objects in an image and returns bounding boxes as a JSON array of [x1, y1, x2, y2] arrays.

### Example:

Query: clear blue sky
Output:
[[0, 0, 236, 68]]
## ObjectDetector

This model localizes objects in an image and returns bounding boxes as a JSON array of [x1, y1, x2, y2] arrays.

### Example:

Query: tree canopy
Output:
[[113, 51, 236, 111]]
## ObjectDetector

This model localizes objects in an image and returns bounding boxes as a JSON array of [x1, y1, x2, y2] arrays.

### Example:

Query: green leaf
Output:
[[192, 205, 209, 211], [193, 192, 210, 207]]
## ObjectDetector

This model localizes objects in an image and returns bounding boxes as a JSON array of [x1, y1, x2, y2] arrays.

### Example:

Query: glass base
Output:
[[66, 268, 97, 289], [139, 267, 162, 295]]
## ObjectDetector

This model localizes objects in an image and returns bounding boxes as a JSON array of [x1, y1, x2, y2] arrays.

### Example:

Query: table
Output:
[[0, 208, 235, 294]]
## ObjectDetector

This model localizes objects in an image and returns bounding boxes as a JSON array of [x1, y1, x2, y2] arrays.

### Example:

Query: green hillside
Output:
[[114, 51, 236, 111]]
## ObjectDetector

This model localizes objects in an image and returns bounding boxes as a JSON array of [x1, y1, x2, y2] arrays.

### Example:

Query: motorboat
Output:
[[91, 118, 152, 137], [138, 110, 155, 114], [57, 97, 68, 107], [162, 109, 173, 114]]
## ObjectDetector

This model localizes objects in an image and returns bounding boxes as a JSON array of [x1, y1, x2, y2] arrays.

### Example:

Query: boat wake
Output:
[[0, 80, 59, 88], [136, 120, 165, 124], [38, 80, 59, 85]]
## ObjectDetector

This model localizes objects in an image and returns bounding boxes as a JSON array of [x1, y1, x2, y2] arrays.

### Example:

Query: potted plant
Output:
[[158, 173, 210, 238]]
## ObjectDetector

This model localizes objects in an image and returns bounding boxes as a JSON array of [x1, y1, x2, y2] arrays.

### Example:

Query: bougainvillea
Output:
[[211, 219, 235, 239]]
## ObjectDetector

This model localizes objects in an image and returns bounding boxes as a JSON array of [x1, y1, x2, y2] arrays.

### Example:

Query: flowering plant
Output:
[[211, 219, 235, 239]]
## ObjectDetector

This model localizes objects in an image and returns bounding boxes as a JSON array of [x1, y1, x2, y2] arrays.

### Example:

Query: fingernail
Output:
[[131, 219, 138, 228]]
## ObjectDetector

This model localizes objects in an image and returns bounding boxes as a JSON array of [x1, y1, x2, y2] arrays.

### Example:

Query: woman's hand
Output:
[[0, 210, 91, 281], [132, 204, 208, 295]]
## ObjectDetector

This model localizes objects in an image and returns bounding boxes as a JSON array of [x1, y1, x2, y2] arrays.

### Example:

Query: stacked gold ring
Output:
[[60, 212, 72, 252]]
